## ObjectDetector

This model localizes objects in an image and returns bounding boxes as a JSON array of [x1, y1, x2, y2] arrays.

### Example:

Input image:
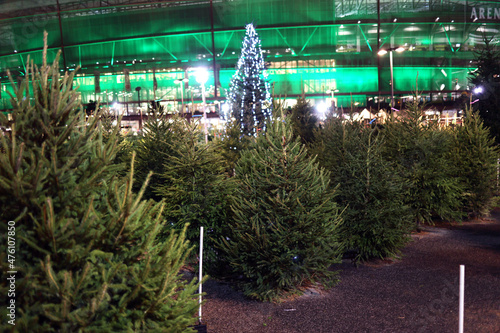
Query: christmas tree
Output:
[[452, 108, 499, 217], [133, 105, 179, 201], [469, 37, 500, 143], [289, 97, 318, 145], [228, 23, 272, 136], [0, 34, 200, 332], [383, 96, 463, 226], [311, 118, 412, 261], [215, 118, 253, 176], [156, 118, 234, 275], [221, 114, 342, 301]]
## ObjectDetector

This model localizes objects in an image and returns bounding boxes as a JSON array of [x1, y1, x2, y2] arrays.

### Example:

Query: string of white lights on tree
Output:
[[228, 23, 272, 135]]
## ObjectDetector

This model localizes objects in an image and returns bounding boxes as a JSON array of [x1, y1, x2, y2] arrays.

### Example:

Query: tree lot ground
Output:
[[200, 211, 500, 333]]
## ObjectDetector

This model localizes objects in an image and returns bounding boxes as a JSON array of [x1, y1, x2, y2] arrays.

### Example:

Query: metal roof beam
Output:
[[219, 31, 233, 58], [298, 27, 318, 55], [192, 35, 213, 56], [153, 38, 178, 61], [275, 29, 297, 56]]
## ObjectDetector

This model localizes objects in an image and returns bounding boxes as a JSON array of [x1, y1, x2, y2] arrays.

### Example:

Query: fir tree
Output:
[[469, 37, 500, 142], [99, 107, 137, 176], [383, 97, 464, 226], [289, 97, 318, 145], [311, 118, 412, 261], [215, 118, 253, 176], [228, 23, 272, 136], [156, 119, 234, 275], [0, 35, 200, 332], [221, 114, 342, 301], [133, 105, 178, 201], [452, 108, 499, 217]]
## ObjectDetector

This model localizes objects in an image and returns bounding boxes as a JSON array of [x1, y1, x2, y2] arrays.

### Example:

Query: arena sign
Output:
[[471, 6, 500, 20]]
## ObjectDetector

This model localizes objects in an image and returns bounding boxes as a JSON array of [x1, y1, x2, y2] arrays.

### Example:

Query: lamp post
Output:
[[378, 46, 405, 109], [326, 88, 339, 113], [135, 86, 142, 129], [470, 86, 483, 108], [195, 68, 209, 144], [135, 86, 142, 107], [175, 77, 189, 114]]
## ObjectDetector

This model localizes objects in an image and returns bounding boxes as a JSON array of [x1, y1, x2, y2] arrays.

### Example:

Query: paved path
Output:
[[202, 214, 500, 333]]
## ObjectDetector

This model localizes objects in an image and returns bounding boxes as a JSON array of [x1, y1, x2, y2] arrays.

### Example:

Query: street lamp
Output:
[[135, 86, 142, 107], [175, 77, 189, 114], [470, 86, 483, 108], [378, 46, 405, 109], [326, 88, 339, 113], [195, 68, 209, 144]]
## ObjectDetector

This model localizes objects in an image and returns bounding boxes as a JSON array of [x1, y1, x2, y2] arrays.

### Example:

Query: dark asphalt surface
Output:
[[201, 212, 500, 333]]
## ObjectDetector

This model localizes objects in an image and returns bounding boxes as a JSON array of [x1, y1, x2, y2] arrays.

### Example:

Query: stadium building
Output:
[[1, 0, 500, 124]]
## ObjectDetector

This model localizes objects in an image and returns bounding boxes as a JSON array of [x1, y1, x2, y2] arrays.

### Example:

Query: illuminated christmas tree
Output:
[[228, 23, 272, 135]]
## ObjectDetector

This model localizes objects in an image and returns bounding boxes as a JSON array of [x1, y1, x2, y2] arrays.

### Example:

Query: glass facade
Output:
[[1, 0, 499, 111]]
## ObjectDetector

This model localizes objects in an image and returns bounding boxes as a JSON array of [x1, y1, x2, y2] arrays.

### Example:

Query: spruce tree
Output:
[[221, 115, 342, 301], [133, 106, 178, 201], [228, 23, 272, 136], [452, 108, 499, 217], [469, 37, 500, 142], [99, 107, 136, 176], [156, 118, 234, 275], [289, 97, 318, 145], [215, 118, 253, 176], [383, 97, 464, 225], [0, 35, 200, 332], [311, 118, 412, 261]]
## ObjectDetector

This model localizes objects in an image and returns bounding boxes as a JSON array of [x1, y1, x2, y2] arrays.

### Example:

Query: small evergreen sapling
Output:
[[221, 115, 342, 301]]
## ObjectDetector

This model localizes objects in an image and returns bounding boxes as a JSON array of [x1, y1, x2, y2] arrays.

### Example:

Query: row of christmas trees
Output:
[[125, 94, 497, 300], [1, 32, 498, 331]]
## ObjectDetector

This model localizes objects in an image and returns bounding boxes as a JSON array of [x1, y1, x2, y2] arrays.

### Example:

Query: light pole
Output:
[[470, 86, 483, 108], [326, 88, 339, 113], [378, 47, 405, 109], [175, 77, 189, 114], [195, 68, 209, 144]]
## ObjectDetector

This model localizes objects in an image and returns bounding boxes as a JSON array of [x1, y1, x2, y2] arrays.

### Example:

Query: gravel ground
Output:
[[200, 212, 500, 333]]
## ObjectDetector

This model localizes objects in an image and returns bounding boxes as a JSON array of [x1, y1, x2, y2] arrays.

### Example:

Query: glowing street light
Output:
[[316, 102, 328, 120], [473, 86, 483, 94], [470, 86, 483, 107], [378, 47, 405, 108], [195, 68, 209, 144]]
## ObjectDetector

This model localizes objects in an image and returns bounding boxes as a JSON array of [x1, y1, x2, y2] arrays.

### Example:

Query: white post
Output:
[[199, 226, 204, 322], [459, 265, 465, 333]]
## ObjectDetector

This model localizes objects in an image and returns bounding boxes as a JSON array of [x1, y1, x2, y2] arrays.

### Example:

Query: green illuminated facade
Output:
[[1, 0, 500, 111]]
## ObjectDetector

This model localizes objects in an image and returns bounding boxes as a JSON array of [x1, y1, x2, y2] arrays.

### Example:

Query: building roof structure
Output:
[[1, 0, 499, 112]]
